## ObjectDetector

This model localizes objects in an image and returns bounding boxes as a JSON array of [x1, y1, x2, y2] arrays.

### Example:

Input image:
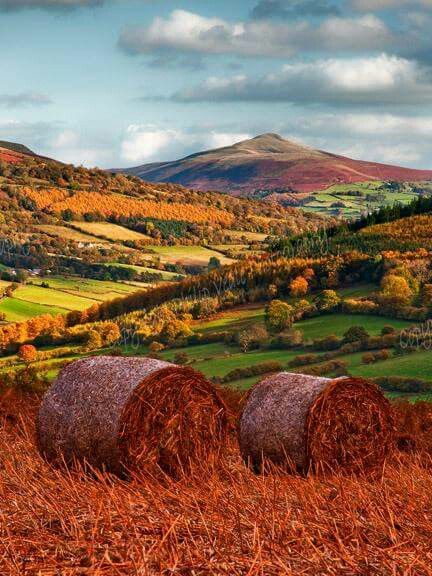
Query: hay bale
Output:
[[239, 372, 394, 475], [37, 356, 229, 478]]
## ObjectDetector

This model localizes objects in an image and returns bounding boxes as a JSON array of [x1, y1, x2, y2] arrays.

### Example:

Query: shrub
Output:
[[174, 351, 189, 365], [312, 334, 341, 351], [289, 353, 320, 367], [18, 344, 37, 363], [221, 361, 283, 383], [270, 328, 304, 349], [343, 326, 370, 343], [265, 300, 294, 333]]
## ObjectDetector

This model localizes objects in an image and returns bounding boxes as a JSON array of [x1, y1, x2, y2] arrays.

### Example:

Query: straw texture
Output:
[[239, 372, 394, 475], [37, 356, 229, 478]]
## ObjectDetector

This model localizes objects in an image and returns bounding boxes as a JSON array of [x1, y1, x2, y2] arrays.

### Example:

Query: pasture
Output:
[[71, 222, 151, 242], [145, 245, 235, 266]]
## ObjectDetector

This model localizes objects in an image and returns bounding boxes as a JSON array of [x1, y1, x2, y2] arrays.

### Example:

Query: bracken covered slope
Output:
[[120, 133, 432, 195]]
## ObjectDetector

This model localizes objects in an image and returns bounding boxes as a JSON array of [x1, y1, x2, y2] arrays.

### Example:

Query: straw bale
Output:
[[239, 372, 394, 474], [37, 356, 229, 478]]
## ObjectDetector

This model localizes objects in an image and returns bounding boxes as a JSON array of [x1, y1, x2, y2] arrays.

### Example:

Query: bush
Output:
[[18, 344, 37, 363], [341, 299, 378, 314], [221, 361, 283, 383], [374, 376, 432, 394], [362, 349, 391, 364], [174, 351, 189, 365], [289, 353, 320, 367], [303, 359, 348, 377], [343, 326, 369, 343], [2, 365, 48, 393], [270, 328, 304, 349], [312, 334, 341, 351]]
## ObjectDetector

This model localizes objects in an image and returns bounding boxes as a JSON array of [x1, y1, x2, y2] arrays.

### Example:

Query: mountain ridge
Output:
[[117, 133, 432, 195]]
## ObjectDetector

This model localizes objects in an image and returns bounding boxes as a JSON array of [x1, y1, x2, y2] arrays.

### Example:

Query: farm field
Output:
[[0, 276, 145, 321], [0, 297, 65, 322], [107, 262, 184, 280], [223, 230, 269, 242], [36, 224, 108, 244], [301, 181, 420, 218], [71, 221, 151, 241], [144, 245, 235, 266]]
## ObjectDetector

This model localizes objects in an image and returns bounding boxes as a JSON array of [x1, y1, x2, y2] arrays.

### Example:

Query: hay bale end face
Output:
[[239, 373, 395, 475], [37, 356, 229, 478]]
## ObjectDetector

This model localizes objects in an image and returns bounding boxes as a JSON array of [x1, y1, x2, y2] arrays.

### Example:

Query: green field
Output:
[[0, 298, 65, 322], [298, 314, 411, 341], [13, 285, 100, 311], [0, 275, 144, 322], [301, 181, 421, 218], [196, 306, 410, 341]]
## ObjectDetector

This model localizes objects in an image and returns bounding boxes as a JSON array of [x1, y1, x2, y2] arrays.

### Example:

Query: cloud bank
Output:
[[173, 54, 432, 106]]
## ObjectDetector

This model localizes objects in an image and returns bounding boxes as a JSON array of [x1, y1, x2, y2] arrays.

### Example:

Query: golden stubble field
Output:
[[0, 392, 431, 575]]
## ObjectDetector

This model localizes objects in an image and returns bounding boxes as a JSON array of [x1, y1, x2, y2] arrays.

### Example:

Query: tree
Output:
[[238, 324, 268, 353], [18, 344, 37, 363], [290, 276, 308, 298], [208, 256, 221, 272], [265, 300, 294, 333], [84, 329, 103, 351], [149, 341, 165, 353], [343, 325, 369, 343], [100, 322, 121, 346], [380, 274, 413, 308], [316, 290, 340, 312]]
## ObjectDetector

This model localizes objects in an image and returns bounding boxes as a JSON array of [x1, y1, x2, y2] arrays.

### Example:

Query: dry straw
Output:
[[239, 372, 395, 475], [37, 356, 229, 479]]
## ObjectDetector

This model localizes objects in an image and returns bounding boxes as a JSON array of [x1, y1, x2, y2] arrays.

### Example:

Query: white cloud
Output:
[[121, 126, 183, 164], [272, 111, 432, 168], [0, 119, 114, 167], [209, 132, 251, 149], [174, 54, 432, 106], [119, 9, 392, 59], [120, 125, 252, 165]]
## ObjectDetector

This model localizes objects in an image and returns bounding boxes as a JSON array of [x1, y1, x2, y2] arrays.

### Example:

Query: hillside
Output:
[[119, 133, 432, 197], [0, 140, 37, 163]]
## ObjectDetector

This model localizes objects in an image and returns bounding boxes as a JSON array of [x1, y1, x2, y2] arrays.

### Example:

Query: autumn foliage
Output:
[[23, 188, 235, 226], [18, 344, 37, 363]]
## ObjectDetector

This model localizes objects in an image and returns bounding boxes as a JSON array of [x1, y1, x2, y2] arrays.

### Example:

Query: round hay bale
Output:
[[239, 372, 395, 475], [37, 356, 229, 478]]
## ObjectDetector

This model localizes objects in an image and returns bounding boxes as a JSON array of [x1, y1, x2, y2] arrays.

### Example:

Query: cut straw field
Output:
[[1, 392, 431, 574]]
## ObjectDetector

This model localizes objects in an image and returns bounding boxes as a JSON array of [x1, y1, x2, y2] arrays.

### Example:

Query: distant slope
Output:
[[0, 140, 38, 164], [118, 133, 432, 195]]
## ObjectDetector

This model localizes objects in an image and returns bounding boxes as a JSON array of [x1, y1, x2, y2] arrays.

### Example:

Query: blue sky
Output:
[[1, 0, 432, 168]]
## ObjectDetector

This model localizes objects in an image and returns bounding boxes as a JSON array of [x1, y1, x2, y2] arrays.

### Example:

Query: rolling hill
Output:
[[119, 133, 432, 196]]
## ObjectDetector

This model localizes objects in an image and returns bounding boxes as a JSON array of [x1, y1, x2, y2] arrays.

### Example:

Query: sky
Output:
[[1, 0, 432, 168]]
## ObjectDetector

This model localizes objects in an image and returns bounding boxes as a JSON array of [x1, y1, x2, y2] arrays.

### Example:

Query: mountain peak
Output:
[[233, 133, 315, 155]]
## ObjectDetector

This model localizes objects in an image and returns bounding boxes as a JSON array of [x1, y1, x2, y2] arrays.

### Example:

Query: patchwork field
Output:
[[144, 245, 235, 266], [0, 276, 145, 322], [71, 222, 151, 242], [107, 262, 184, 280], [36, 225, 108, 244], [301, 181, 420, 218]]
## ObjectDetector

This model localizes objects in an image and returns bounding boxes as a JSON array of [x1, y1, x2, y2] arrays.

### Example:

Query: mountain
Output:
[[119, 133, 432, 195], [0, 140, 37, 163]]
